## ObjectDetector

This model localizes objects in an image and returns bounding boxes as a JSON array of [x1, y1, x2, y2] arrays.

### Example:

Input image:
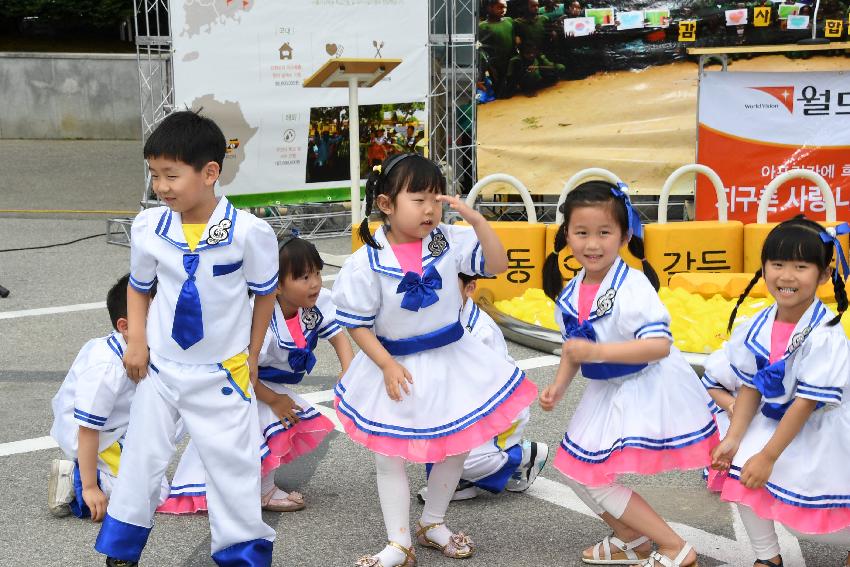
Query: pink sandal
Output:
[[261, 489, 305, 512]]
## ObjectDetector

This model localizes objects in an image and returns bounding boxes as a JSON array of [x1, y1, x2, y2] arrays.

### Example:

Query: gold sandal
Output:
[[415, 522, 474, 559], [354, 541, 416, 567]]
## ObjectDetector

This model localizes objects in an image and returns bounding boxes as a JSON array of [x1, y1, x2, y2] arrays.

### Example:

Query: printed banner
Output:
[[696, 72, 850, 223], [170, 0, 428, 200]]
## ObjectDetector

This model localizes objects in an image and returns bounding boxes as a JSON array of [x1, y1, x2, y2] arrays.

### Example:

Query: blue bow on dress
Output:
[[563, 315, 597, 342], [396, 265, 442, 312], [172, 253, 204, 350], [752, 359, 786, 399], [288, 348, 316, 374]]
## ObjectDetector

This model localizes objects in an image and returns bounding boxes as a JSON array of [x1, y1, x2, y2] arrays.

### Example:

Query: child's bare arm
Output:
[[78, 427, 108, 522], [124, 287, 151, 382], [329, 333, 355, 375], [248, 293, 276, 385]]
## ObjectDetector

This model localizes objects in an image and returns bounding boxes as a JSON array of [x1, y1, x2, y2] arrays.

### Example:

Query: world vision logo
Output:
[[746, 86, 795, 113]]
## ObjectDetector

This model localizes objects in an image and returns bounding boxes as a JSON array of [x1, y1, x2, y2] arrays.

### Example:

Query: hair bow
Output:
[[610, 182, 643, 240], [819, 222, 850, 282]]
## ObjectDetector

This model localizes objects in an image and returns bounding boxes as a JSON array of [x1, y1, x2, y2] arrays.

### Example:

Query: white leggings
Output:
[[738, 504, 850, 560], [375, 452, 468, 546], [561, 476, 634, 519]]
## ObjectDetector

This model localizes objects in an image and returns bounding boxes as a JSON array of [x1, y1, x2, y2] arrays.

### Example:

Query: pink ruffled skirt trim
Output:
[[157, 495, 208, 515], [334, 377, 537, 463], [260, 414, 335, 477], [553, 432, 719, 487], [721, 478, 850, 535]]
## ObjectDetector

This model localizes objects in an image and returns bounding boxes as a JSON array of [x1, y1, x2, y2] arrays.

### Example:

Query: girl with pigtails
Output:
[[331, 153, 537, 566], [539, 180, 718, 567], [709, 217, 850, 567]]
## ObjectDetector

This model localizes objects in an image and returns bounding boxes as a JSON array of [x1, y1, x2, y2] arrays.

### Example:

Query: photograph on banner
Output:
[[696, 72, 850, 223], [305, 102, 426, 184], [167, 0, 428, 204]]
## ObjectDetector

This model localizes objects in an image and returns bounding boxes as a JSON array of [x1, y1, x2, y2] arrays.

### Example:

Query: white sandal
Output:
[[583, 535, 651, 565], [639, 543, 698, 567]]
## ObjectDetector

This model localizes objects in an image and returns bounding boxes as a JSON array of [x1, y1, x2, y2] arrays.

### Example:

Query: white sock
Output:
[[738, 504, 781, 560], [374, 454, 411, 565], [420, 452, 468, 547]]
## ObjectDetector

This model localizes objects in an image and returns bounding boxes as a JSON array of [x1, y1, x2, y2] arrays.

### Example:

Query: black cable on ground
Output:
[[0, 233, 105, 253]]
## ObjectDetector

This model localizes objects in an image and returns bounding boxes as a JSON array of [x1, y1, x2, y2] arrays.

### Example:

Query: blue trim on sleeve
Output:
[[128, 275, 155, 292], [247, 272, 279, 294], [74, 408, 107, 427]]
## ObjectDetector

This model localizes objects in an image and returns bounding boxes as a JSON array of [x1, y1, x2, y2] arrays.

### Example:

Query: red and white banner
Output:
[[696, 72, 850, 222]]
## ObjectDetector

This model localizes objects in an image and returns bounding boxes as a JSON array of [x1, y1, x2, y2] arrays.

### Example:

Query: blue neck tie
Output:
[[171, 253, 204, 350], [752, 358, 786, 399], [396, 265, 442, 312]]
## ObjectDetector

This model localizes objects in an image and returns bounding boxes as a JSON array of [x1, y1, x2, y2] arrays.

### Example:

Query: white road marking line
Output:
[[2, 354, 561, 457], [0, 436, 58, 457], [527, 476, 807, 567], [1, 275, 338, 321], [0, 301, 106, 320]]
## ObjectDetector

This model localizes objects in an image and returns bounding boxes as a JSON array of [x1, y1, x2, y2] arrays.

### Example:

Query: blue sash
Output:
[[378, 321, 464, 356]]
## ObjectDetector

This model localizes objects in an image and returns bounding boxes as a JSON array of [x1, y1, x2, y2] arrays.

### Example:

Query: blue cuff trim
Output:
[[211, 538, 273, 567], [129, 275, 156, 293], [95, 513, 151, 562], [247, 273, 279, 294], [74, 408, 107, 427]]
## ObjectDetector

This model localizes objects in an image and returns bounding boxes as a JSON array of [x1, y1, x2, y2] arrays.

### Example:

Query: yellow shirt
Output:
[[182, 224, 206, 252]]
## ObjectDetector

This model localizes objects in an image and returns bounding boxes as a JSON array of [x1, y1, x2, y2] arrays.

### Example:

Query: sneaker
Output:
[[106, 558, 138, 567], [505, 441, 549, 493], [417, 480, 478, 503], [48, 459, 75, 517]]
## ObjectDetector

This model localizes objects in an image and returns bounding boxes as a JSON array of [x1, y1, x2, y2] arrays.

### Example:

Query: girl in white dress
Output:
[[332, 153, 537, 566], [159, 236, 353, 515], [540, 181, 719, 567], [711, 217, 850, 567]]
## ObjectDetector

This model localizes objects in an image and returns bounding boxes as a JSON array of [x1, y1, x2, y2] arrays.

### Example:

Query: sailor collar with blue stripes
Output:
[[268, 300, 323, 350], [105, 331, 127, 361], [460, 298, 482, 332], [367, 224, 450, 279], [154, 197, 238, 252], [555, 257, 630, 323], [743, 299, 829, 365]]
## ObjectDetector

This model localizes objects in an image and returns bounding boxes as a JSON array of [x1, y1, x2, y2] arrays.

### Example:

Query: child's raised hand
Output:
[[562, 338, 599, 363], [381, 360, 414, 402], [123, 342, 149, 383], [268, 393, 301, 428], [710, 437, 740, 472], [740, 451, 775, 489], [82, 486, 108, 522], [539, 382, 567, 411], [436, 194, 484, 226]]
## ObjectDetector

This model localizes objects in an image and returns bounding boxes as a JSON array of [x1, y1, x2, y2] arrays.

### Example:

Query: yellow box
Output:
[[669, 272, 838, 302], [743, 221, 849, 274], [460, 221, 547, 301], [351, 220, 383, 252], [644, 220, 744, 287], [543, 224, 642, 284]]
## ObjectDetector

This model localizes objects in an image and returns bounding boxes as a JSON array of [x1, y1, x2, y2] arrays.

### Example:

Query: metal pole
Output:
[[348, 76, 362, 226]]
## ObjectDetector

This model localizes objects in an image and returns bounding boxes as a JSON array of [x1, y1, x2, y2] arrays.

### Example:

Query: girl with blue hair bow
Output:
[[710, 216, 850, 567], [332, 153, 538, 566], [540, 180, 718, 567]]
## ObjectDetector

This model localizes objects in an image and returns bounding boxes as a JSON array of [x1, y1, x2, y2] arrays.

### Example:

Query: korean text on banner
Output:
[[696, 72, 850, 223]]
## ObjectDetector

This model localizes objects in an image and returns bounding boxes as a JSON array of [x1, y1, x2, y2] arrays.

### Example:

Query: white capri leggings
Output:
[[561, 476, 634, 519], [738, 504, 850, 560]]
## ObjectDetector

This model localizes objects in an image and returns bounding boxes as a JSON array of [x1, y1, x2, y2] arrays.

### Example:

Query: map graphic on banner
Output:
[[170, 0, 428, 202], [696, 72, 850, 223]]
